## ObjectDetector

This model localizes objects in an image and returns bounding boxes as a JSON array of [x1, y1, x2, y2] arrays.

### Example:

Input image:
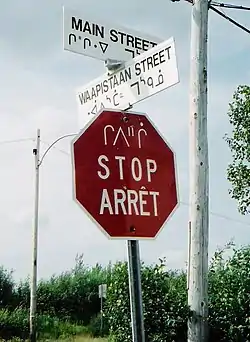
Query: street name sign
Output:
[[76, 37, 179, 128], [72, 109, 179, 239], [99, 284, 107, 298], [63, 7, 162, 62]]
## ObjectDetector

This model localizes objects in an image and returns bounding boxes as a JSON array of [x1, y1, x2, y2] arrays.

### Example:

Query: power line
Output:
[[180, 200, 250, 226], [0, 138, 33, 145], [209, 209, 250, 226], [0, 136, 70, 155], [210, 5, 250, 34], [170, 0, 193, 3], [38, 145, 250, 227], [211, 1, 250, 10], [171, 0, 250, 9], [0, 137, 70, 157], [40, 144, 250, 226], [170, 1, 250, 35], [0, 139, 249, 227]]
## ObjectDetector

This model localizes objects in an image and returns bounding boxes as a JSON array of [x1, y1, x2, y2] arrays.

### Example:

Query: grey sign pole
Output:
[[98, 284, 107, 334], [127, 240, 145, 342], [104, 61, 145, 342]]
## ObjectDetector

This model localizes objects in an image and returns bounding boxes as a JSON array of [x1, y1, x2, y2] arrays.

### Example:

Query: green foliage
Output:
[[0, 308, 87, 340], [88, 313, 109, 337], [11, 278, 30, 310], [0, 254, 112, 340], [1, 246, 250, 341], [0, 266, 15, 309], [34, 256, 111, 325], [224, 84, 250, 215], [104, 262, 130, 341], [106, 246, 250, 341], [0, 308, 28, 340], [105, 259, 188, 342], [208, 243, 250, 341], [8, 255, 112, 326]]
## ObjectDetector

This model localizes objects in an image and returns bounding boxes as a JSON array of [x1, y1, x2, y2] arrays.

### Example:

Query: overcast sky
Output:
[[0, 0, 249, 281]]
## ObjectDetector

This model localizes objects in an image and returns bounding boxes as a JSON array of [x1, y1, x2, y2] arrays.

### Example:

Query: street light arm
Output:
[[30, 129, 77, 342], [39, 133, 77, 167]]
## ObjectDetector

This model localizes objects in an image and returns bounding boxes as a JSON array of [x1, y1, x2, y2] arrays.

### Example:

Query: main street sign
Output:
[[72, 109, 179, 239], [63, 7, 161, 62], [76, 37, 179, 127]]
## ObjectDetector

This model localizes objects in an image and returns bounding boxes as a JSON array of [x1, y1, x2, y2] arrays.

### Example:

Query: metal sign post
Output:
[[127, 240, 145, 342], [71, 107, 179, 340], [102, 62, 145, 342], [121, 95, 145, 342], [69, 15, 179, 338], [98, 284, 107, 334]]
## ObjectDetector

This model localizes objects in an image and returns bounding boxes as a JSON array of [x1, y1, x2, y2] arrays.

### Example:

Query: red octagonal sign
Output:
[[72, 109, 179, 239]]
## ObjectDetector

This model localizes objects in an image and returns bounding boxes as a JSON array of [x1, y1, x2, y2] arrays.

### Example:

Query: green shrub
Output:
[[0, 308, 29, 340], [35, 263, 110, 324], [0, 267, 15, 309], [9, 255, 112, 326], [208, 244, 250, 341], [105, 245, 250, 342], [1, 245, 250, 341], [0, 308, 87, 340], [105, 259, 188, 342], [37, 314, 88, 339], [88, 313, 109, 337]]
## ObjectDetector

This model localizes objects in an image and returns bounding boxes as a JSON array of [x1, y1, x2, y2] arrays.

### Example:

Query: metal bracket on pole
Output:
[[104, 58, 126, 76]]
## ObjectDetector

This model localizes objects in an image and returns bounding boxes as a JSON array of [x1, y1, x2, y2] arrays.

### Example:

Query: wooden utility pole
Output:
[[188, 0, 209, 341]]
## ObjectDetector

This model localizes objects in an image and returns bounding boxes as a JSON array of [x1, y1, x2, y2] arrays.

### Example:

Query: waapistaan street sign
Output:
[[76, 37, 179, 128], [63, 6, 162, 62]]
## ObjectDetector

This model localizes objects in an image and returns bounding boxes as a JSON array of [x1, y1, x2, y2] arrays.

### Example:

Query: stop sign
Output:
[[72, 109, 178, 239]]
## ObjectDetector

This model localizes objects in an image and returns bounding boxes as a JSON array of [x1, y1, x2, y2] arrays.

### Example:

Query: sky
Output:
[[0, 0, 249, 281]]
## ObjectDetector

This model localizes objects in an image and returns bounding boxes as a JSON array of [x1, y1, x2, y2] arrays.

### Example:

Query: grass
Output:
[[4, 337, 108, 342], [69, 338, 107, 342], [43, 337, 108, 342]]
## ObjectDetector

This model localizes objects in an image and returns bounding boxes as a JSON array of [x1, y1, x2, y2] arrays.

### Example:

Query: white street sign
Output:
[[63, 6, 162, 62], [98, 284, 107, 298], [76, 37, 179, 128]]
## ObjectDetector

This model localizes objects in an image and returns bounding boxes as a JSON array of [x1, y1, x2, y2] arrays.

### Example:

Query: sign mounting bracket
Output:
[[104, 58, 126, 76]]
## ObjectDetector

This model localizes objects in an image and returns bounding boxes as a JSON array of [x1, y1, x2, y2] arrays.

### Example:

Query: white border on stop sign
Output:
[[70, 107, 180, 240]]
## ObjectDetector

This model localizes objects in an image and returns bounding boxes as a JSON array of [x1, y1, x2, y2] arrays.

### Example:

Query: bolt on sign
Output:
[[71, 109, 179, 239]]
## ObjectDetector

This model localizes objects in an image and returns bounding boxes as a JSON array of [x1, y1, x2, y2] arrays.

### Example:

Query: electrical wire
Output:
[[0, 139, 249, 226], [210, 5, 250, 34], [170, 1, 250, 35], [211, 1, 250, 11], [0, 137, 69, 155], [180, 201, 250, 226], [1, 138, 249, 226], [0, 138, 33, 145], [209, 209, 250, 226], [44, 145, 250, 227]]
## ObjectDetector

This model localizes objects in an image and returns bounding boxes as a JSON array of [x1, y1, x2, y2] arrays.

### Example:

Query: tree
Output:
[[0, 266, 15, 309], [224, 85, 250, 215], [208, 243, 250, 341], [105, 260, 188, 342]]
